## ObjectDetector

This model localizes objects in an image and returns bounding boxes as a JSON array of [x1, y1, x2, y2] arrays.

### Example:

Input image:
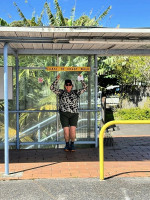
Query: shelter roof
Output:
[[0, 26, 150, 55]]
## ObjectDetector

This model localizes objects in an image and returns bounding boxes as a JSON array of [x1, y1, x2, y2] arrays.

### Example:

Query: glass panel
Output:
[[18, 55, 57, 110], [58, 55, 95, 109], [19, 112, 59, 147], [0, 66, 16, 111], [18, 55, 57, 67], [19, 69, 57, 110], [0, 113, 4, 148], [0, 55, 15, 66], [0, 113, 16, 149], [76, 112, 95, 141], [0, 55, 16, 149]]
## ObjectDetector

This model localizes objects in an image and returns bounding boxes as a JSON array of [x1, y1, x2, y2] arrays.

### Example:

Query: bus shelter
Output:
[[0, 27, 150, 174]]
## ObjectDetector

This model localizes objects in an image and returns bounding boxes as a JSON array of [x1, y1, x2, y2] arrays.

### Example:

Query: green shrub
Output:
[[114, 108, 150, 120]]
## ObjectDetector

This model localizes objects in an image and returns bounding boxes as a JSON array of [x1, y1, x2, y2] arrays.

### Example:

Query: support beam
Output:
[[15, 53, 20, 149], [4, 42, 9, 175], [87, 56, 92, 138], [56, 54, 59, 148], [15, 49, 150, 56], [94, 55, 98, 148], [1, 48, 150, 56]]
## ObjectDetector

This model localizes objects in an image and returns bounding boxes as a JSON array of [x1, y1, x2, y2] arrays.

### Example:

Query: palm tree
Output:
[[44, 0, 111, 27], [0, 18, 8, 26], [11, 0, 111, 27]]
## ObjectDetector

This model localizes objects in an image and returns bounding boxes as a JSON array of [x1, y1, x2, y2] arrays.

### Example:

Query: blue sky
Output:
[[0, 0, 150, 28]]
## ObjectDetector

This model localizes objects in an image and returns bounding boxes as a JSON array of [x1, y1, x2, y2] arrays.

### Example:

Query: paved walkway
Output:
[[0, 125, 150, 180], [1, 178, 150, 200]]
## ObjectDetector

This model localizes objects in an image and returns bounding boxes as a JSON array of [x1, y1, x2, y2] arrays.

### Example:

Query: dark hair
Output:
[[65, 79, 72, 85]]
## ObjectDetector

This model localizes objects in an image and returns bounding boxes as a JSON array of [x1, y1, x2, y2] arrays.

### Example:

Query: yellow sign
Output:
[[46, 66, 90, 71]]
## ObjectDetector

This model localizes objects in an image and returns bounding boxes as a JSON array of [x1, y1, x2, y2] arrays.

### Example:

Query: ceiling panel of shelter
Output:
[[72, 44, 84, 49], [127, 33, 145, 37], [80, 44, 94, 49], [54, 32, 66, 38], [127, 44, 138, 49], [141, 33, 150, 37], [90, 32, 105, 37], [111, 44, 132, 49], [42, 43, 53, 49], [133, 44, 148, 49], [66, 32, 79, 37], [2, 31, 17, 37], [29, 32, 42, 37], [133, 44, 150, 49], [102, 33, 118, 38], [0, 43, 4, 48], [52, 43, 63, 49], [78, 32, 92, 37], [102, 32, 117, 37], [105, 44, 117, 49], [10, 43, 24, 49], [140, 45, 150, 49], [15, 32, 30, 37], [135, 45, 148, 49], [0, 32, 5, 36], [41, 32, 54, 37], [22, 43, 34, 49], [113, 32, 130, 37], [114, 32, 148, 38], [62, 44, 73, 49], [102, 32, 146, 38], [90, 44, 114, 49], [33, 43, 43, 49]]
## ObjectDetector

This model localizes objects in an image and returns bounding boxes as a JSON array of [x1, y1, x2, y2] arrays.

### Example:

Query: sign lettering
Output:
[[46, 66, 90, 71]]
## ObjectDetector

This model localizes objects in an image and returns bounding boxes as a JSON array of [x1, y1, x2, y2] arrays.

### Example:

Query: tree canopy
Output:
[[6, 1, 111, 27], [98, 56, 150, 87]]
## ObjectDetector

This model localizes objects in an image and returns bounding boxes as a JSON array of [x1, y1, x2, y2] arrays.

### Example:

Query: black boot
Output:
[[64, 142, 70, 152], [70, 141, 76, 152]]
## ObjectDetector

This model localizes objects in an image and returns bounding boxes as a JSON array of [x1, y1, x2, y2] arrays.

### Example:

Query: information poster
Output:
[[0, 67, 13, 100]]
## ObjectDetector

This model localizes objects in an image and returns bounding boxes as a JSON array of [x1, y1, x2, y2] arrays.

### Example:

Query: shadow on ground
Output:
[[0, 136, 150, 163]]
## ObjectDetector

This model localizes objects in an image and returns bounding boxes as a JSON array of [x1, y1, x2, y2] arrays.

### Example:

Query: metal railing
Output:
[[8, 114, 57, 142], [6, 114, 96, 149], [0, 108, 101, 149], [99, 120, 150, 180], [21, 119, 94, 149]]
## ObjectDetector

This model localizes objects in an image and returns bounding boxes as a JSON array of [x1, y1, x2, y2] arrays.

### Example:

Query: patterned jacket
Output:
[[50, 78, 87, 113]]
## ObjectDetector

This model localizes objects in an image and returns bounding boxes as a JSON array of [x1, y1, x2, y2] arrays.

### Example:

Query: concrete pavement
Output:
[[0, 177, 150, 200], [111, 124, 150, 136]]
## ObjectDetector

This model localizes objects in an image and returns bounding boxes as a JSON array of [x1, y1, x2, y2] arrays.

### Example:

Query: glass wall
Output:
[[0, 56, 16, 149], [0, 55, 99, 149]]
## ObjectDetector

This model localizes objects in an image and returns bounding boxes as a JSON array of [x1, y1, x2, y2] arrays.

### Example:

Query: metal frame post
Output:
[[38, 125, 41, 148], [87, 55, 92, 138], [15, 53, 20, 149], [94, 55, 98, 147], [4, 42, 9, 175], [56, 54, 59, 148]]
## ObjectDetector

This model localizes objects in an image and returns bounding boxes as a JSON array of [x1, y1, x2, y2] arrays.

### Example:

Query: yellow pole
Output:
[[99, 120, 150, 180]]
